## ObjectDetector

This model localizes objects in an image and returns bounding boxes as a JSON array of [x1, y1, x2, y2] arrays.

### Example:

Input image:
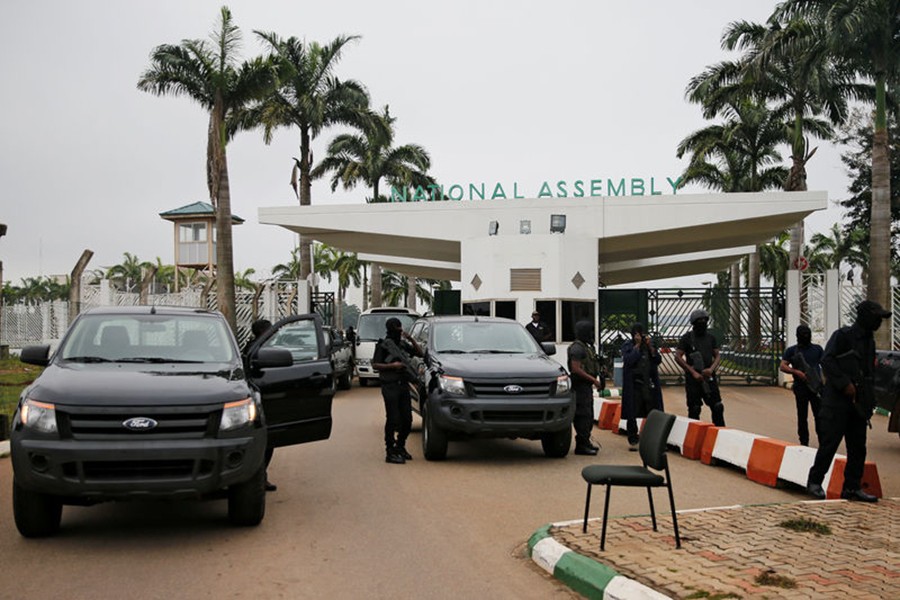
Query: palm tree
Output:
[[234, 268, 257, 291], [106, 252, 152, 292], [714, 16, 849, 266], [312, 105, 434, 307], [272, 247, 304, 280], [777, 0, 900, 347], [332, 250, 363, 329], [247, 32, 370, 282], [138, 6, 275, 332], [808, 222, 868, 278]]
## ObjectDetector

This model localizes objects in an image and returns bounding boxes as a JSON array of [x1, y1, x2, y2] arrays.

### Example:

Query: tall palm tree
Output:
[[234, 268, 257, 291], [808, 222, 869, 277], [138, 6, 275, 332], [272, 247, 304, 280], [777, 0, 900, 347], [713, 16, 849, 266], [312, 105, 434, 307], [332, 250, 363, 329], [247, 32, 370, 282]]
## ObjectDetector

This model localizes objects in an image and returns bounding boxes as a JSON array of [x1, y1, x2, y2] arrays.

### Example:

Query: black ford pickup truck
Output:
[[406, 315, 574, 460], [11, 307, 334, 537]]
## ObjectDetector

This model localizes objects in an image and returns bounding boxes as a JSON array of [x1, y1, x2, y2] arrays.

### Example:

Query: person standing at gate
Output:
[[372, 317, 423, 464], [779, 324, 824, 446], [806, 300, 890, 502], [675, 309, 725, 426], [567, 320, 603, 455], [526, 310, 552, 342], [621, 323, 663, 450]]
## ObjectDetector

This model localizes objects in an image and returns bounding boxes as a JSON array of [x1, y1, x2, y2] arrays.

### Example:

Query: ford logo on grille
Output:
[[122, 417, 158, 431], [504, 385, 523, 394]]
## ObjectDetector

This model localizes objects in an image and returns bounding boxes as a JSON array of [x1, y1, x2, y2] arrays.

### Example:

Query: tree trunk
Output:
[[206, 103, 237, 333], [748, 249, 761, 351], [299, 126, 313, 280], [362, 265, 369, 311], [407, 277, 416, 311], [729, 262, 741, 345], [870, 80, 892, 349], [371, 264, 382, 308]]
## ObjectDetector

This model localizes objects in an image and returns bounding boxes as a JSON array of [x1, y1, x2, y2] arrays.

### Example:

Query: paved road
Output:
[[0, 383, 896, 599]]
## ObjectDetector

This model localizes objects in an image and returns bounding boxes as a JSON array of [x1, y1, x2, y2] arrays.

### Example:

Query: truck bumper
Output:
[[427, 394, 575, 437], [11, 430, 266, 500]]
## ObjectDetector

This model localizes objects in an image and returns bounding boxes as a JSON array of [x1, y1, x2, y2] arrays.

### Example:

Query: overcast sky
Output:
[[1, 0, 847, 291]]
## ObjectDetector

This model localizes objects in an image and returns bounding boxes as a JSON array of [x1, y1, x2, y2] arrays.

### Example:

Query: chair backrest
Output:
[[99, 325, 131, 358], [639, 409, 676, 471]]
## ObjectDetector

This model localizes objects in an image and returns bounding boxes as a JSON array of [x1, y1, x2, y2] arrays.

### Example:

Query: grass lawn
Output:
[[0, 357, 43, 433]]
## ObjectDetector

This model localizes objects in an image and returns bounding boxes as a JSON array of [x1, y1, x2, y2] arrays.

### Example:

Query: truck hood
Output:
[[27, 362, 250, 407], [432, 352, 566, 379]]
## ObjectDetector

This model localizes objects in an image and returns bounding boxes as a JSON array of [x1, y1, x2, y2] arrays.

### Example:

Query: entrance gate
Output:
[[599, 287, 786, 385]]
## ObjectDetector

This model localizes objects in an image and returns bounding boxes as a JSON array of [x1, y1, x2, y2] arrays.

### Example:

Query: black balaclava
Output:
[[575, 320, 594, 344], [855, 300, 889, 332], [385, 317, 403, 342], [631, 323, 644, 335], [796, 325, 812, 347], [690, 309, 709, 335]]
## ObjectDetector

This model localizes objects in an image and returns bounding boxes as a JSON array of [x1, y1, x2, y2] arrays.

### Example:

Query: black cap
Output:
[[385, 317, 402, 331], [857, 300, 892, 319], [630, 322, 645, 334]]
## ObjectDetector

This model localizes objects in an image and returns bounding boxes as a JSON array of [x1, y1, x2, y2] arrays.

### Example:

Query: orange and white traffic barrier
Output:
[[664, 416, 713, 460], [700, 427, 763, 468]]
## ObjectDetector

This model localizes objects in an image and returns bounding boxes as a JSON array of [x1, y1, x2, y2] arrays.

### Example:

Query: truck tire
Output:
[[228, 466, 266, 527], [337, 369, 352, 390], [13, 479, 62, 538], [541, 428, 572, 458], [422, 403, 448, 461]]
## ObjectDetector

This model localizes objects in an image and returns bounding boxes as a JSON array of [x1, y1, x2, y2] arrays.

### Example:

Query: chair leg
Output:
[[647, 486, 657, 531], [582, 483, 593, 533], [665, 466, 681, 549], [600, 485, 611, 551]]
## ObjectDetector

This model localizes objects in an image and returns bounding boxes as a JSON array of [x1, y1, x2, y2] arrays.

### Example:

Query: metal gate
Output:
[[599, 287, 786, 385]]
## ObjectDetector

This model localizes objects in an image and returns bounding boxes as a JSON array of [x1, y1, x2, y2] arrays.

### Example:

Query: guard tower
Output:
[[159, 201, 244, 291]]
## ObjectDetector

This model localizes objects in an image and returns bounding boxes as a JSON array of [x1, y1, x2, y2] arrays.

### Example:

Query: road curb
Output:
[[528, 522, 671, 599]]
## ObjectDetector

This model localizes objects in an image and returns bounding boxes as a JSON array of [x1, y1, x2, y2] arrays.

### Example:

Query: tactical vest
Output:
[[571, 340, 601, 377]]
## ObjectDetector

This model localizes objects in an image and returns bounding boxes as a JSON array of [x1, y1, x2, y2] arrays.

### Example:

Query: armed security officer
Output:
[[806, 300, 891, 501], [526, 311, 552, 342], [567, 320, 603, 455], [779, 324, 824, 446], [621, 323, 664, 450], [675, 309, 725, 426], [373, 317, 423, 464]]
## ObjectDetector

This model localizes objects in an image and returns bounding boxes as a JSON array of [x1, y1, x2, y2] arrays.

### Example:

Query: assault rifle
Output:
[[791, 351, 823, 397], [381, 337, 420, 383], [834, 348, 875, 424], [689, 350, 712, 396]]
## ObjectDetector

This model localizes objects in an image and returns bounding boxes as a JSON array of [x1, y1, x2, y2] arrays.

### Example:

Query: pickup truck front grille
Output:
[[471, 410, 548, 423], [59, 405, 217, 440], [467, 380, 555, 398], [69, 459, 214, 480]]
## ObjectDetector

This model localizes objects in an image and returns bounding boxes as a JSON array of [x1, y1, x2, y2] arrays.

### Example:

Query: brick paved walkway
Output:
[[552, 498, 900, 599]]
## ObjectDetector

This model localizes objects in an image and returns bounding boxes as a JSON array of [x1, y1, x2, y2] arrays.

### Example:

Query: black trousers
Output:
[[381, 380, 412, 450], [808, 399, 868, 491], [685, 377, 725, 426], [793, 385, 821, 446], [573, 385, 594, 448], [624, 381, 652, 445]]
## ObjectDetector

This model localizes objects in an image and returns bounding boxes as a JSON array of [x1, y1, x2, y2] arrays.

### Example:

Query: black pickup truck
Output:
[[406, 315, 574, 460], [11, 307, 334, 537]]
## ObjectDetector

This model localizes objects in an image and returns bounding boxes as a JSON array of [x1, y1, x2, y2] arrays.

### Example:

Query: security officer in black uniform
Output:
[[567, 320, 603, 455], [806, 300, 891, 501], [779, 324, 824, 446], [675, 309, 725, 426], [372, 317, 423, 464]]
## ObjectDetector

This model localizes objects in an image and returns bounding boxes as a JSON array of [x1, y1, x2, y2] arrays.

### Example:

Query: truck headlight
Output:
[[438, 375, 466, 396], [220, 398, 257, 431], [555, 374, 571, 395], [20, 398, 58, 433]]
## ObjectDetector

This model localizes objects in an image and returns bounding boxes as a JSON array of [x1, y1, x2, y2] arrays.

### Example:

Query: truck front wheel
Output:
[[228, 466, 266, 526], [13, 479, 62, 537], [422, 404, 448, 461], [541, 428, 572, 458]]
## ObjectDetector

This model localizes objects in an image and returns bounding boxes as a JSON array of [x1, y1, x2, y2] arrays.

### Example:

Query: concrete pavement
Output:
[[530, 384, 900, 598]]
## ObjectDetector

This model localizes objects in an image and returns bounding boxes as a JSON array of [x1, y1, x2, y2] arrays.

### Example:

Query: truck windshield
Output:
[[432, 321, 541, 354], [60, 313, 237, 363], [357, 313, 418, 341]]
